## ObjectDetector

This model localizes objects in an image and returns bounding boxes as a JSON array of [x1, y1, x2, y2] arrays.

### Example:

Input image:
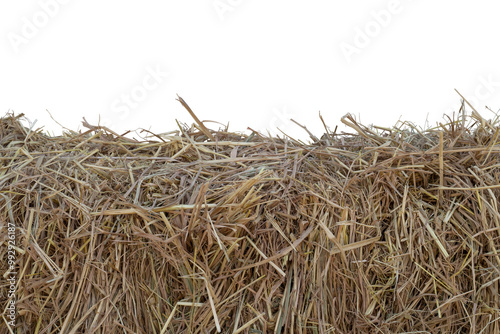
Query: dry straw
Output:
[[1, 99, 500, 333]]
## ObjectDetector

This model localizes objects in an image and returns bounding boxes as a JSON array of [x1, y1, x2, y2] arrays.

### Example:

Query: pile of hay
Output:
[[1, 102, 500, 333]]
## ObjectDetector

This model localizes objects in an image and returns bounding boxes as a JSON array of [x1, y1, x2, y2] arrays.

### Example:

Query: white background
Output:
[[1, 1, 500, 141]]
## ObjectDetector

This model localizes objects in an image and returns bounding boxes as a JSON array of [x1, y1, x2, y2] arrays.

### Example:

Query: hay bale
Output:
[[1, 108, 500, 333]]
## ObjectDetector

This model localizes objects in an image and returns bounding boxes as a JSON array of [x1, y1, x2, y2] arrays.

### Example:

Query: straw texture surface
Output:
[[1, 108, 500, 333]]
